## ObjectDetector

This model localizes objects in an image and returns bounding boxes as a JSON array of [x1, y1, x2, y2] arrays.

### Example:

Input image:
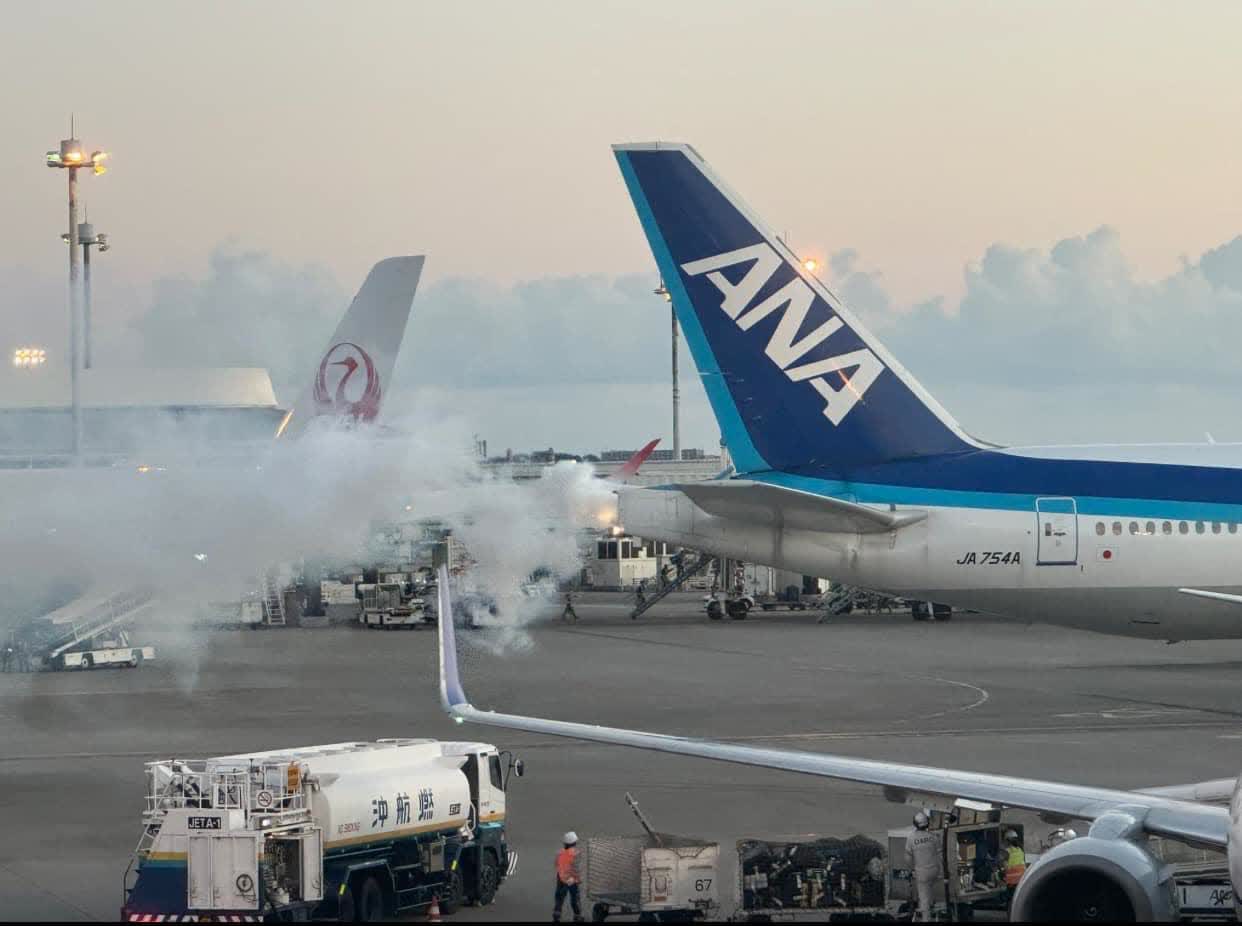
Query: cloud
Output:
[[127, 245, 346, 401], [830, 227, 1242, 442], [397, 273, 674, 389], [10, 226, 1242, 450]]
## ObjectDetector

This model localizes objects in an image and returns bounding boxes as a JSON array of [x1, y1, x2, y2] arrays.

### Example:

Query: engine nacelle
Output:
[[1011, 812, 1176, 922]]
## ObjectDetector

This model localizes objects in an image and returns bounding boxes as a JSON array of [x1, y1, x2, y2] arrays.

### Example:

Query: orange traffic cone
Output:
[[427, 895, 442, 923]]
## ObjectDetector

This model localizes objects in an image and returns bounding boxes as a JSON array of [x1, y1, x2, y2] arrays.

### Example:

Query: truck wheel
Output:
[[476, 852, 499, 906], [439, 867, 464, 914], [728, 603, 749, 620], [592, 902, 610, 922], [706, 601, 723, 621], [81, 653, 94, 669], [129, 651, 144, 668], [357, 876, 384, 921]]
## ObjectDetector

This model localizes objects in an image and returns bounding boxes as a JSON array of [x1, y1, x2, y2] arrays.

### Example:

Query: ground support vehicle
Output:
[[122, 738, 521, 922], [54, 627, 155, 670], [735, 834, 890, 922], [1170, 863, 1235, 922], [361, 583, 430, 629], [586, 794, 719, 922], [887, 808, 1013, 920], [1145, 837, 1235, 922], [34, 588, 157, 670]]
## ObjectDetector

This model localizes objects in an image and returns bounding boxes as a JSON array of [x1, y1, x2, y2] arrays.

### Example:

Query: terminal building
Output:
[[0, 366, 285, 466]]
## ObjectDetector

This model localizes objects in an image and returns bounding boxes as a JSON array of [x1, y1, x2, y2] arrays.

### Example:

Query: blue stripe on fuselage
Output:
[[746, 450, 1242, 520]]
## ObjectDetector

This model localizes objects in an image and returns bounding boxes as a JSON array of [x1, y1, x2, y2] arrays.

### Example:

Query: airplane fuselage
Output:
[[619, 442, 1242, 640]]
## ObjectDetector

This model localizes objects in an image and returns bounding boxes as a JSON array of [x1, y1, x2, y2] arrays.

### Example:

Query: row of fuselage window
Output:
[[1094, 519, 1238, 537]]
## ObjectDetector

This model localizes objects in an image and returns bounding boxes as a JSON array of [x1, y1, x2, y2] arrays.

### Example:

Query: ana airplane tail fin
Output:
[[613, 143, 978, 474], [278, 255, 424, 437]]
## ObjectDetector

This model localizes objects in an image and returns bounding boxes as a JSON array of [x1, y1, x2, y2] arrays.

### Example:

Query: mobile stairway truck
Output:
[[122, 738, 523, 921]]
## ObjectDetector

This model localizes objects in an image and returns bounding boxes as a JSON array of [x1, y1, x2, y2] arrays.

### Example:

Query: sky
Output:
[[4, 2, 1242, 451]]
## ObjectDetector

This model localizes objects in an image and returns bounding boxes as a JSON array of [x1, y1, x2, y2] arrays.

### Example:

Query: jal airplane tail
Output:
[[613, 144, 981, 475], [278, 255, 424, 438]]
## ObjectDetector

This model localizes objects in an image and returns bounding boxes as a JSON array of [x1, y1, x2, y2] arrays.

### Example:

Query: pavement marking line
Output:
[[558, 627, 993, 722], [1072, 691, 1242, 720], [879, 673, 989, 721], [724, 719, 1233, 741], [1054, 708, 1195, 720]]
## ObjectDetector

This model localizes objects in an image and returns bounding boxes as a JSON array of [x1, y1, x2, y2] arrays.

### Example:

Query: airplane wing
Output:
[[674, 480, 926, 534], [1139, 777, 1237, 803], [435, 565, 1228, 849], [1178, 588, 1242, 607]]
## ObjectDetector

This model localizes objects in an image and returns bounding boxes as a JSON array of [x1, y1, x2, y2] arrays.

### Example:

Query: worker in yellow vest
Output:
[[1003, 828, 1027, 901]]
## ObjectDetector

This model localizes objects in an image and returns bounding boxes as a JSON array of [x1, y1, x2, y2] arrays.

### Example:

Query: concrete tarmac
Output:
[[2, 592, 1241, 921]]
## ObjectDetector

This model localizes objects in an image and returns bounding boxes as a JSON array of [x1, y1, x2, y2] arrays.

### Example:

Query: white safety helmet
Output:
[[1047, 827, 1078, 848], [563, 831, 578, 846], [913, 811, 929, 830], [1005, 829, 1020, 844]]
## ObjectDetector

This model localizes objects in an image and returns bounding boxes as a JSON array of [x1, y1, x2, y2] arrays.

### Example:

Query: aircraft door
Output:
[[1035, 497, 1078, 565]]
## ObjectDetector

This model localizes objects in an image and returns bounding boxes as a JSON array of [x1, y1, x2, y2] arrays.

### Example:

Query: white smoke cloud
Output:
[[126, 245, 346, 401], [0, 403, 618, 679], [830, 229, 1242, 443]]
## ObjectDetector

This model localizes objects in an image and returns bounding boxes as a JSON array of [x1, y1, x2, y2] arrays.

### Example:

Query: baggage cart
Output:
[[586, 794, 720, 922], [735, 834, 891, 922]]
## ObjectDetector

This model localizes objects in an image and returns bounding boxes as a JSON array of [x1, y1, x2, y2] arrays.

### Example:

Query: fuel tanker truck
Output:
[[121, 738, 522, 921]]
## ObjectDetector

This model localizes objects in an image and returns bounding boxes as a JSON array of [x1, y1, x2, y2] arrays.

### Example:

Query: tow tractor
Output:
[[122, 738, 522, 922]]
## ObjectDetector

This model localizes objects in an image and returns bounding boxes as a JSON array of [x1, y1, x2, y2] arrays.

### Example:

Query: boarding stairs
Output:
[[261, 572, 286, 626], [38, 587, 156, 662], [629, 552, 714, 619]]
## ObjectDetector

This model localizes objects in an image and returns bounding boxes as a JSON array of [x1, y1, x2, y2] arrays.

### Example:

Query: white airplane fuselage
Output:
[[620, 442, 1242, 641]]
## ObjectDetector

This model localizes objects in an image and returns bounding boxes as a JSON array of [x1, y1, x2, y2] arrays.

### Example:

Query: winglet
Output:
[[614, 438, 660, 481], [437, 565, 468, 712]]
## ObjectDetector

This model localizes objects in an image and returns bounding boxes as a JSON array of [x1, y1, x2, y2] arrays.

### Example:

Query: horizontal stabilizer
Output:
[[674, 480, 925, 534]]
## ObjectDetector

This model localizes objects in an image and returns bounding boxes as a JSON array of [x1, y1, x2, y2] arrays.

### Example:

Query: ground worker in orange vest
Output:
[[1003, 828, 1027, 902], [553, 831, 583, 922]]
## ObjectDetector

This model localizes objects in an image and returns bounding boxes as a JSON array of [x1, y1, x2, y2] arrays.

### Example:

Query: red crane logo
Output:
[[313, 342, 382, 421]]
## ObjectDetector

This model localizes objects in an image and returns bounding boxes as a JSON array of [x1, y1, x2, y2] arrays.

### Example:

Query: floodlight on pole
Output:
[[655, 281, 680, 462], [13, 347, 47, 369], [63, 221, 110, 369], [45, 117, 109, 463]]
